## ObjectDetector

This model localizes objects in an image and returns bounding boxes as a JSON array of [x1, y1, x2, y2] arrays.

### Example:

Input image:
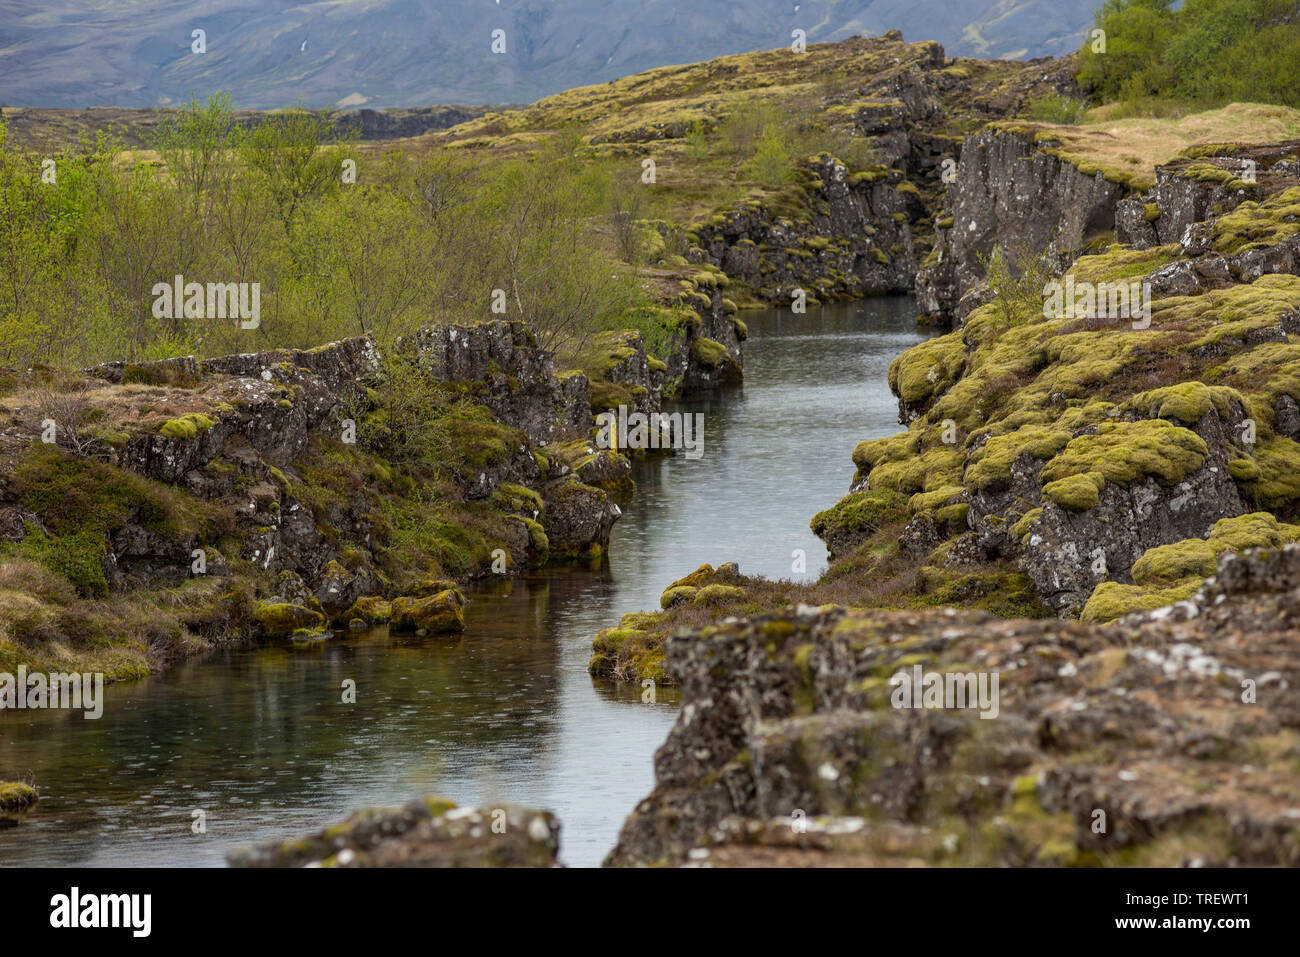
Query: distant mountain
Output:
[[0, 0, 1098, 109]]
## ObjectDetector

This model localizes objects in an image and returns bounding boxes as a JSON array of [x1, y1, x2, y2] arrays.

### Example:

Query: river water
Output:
[[0, 298, 938, 867]]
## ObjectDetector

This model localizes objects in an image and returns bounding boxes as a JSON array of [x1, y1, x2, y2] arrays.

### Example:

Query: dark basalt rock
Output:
[[607, 545, 1300, 867], [917, 129, 1126, 320], [540, 477, 621, 556]]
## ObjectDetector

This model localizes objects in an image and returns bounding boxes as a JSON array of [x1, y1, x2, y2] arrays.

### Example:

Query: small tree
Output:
[[150, 93, 243, 225], [684, 121, 709, 158], [609, 178, 647, 264], [239, 106, 354, 240], [978, 243, 1059, 325], [748, 123, 793, 185]]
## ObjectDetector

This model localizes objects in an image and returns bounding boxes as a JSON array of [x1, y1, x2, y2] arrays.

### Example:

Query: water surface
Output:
[[0, 297, 938, 867]]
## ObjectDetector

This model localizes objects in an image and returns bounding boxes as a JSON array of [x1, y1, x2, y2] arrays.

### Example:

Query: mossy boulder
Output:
[[665, 563, 715, 589], [312, 560, 364, 616], [496, 483, 544, 515], [1042, 471, 1105, 511], [410, 579, 466, 602], [1133, 512, 1300, 585], [967, 426, 1071, 492], [1123, 382, 1243, 426], [660, 585, 699, 608], [917, 567, 1048, 617], [540, 475, 620, 557], [254, 601, 326, 637], [811, 488, 909, 558], [887, 333, 966, 411], [1246, 437, 1300, 511], [1079, 513, 1300, 622], [1212, 185, 1300, 254], [690, 337, 731, 369], [588, 617, 672, 683], [227, 796, 559, 867], [619, 611, 662, 630], [342, 596, 393, 625], [390, 590, 466, 634], [1080, 578, 1203, 623], [693, 584, 746, 605], [0, 782, 38, 811], [1039, 420, 1208, 491]]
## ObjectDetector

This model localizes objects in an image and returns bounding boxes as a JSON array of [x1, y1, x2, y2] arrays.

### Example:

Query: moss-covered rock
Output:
[[694, 583, 747, 605], [157, 413, 216, 440], [1039, 420, 1208, 491], [1212, 185, 1300, 254], [810, 488, 910, 558], [1133, 512, 1300, 584], [390, 590, 466, 634], [0, 781, 38, 811], [660, 585, 699, 608], [254, 601, 326, 637], [342, 596, 393, 625], [1080, 577, 1203, 623], [227, 796, 559, 867], [1042, 471, 1105, 511], [690, 337, 731, 369], [1122, 382, 1244, 426], [410, 579, 466, 602], [887, 333, 966, 410], [967, 426, 1071, 491], [1080, 513, 1300, 622]]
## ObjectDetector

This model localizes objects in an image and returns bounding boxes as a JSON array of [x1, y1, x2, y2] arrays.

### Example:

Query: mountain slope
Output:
[[0, 0, 1097, 108]]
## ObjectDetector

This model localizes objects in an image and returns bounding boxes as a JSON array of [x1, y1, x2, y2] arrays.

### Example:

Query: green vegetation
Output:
[[1039, 420, 1209, 491], [0, 97, 664, 369], [1133, 512, 1300, 582], [390, 591, 466, 633], [810, 489, 909, 540], [3, 445, 230, 597], [1025, 95, 1089, 125], [1212, 186, 1300, 254], [979, 244, 1058, 326], [690, 337, 731, 369], [1076, 0, 1300, 110]]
